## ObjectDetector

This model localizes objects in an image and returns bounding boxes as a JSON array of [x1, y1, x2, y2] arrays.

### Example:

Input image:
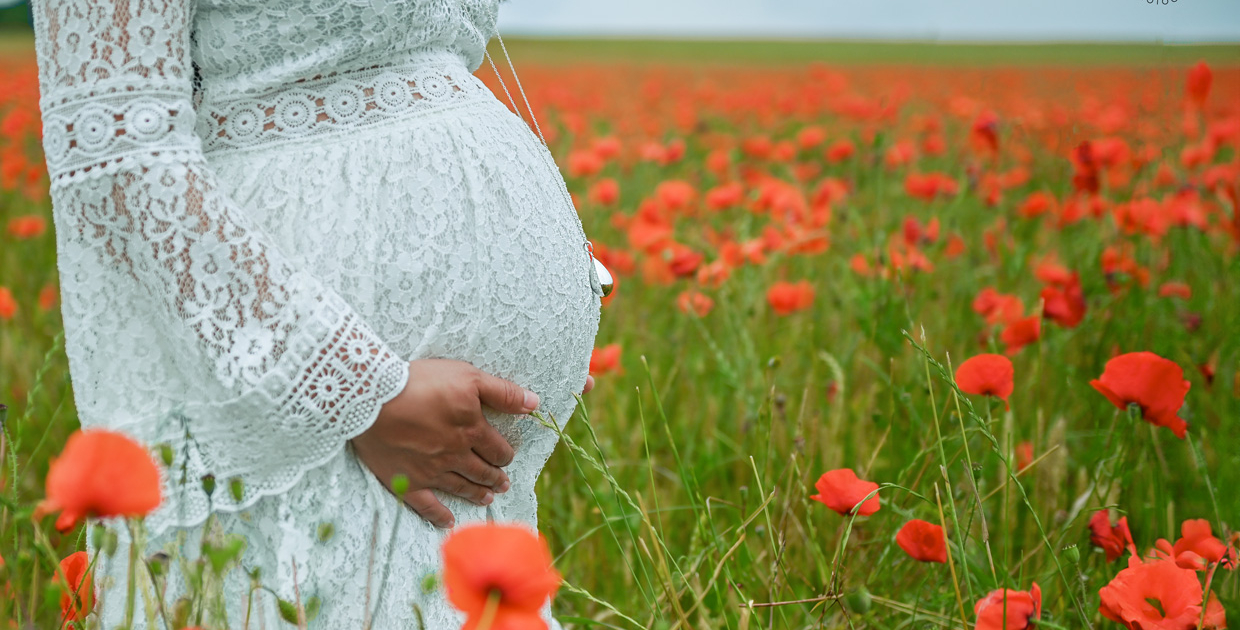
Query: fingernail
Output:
[[444, 519, 455, 529], [498, 480, 511, 493], [481, 492, 494, 505], [523, 390, 540, 411]]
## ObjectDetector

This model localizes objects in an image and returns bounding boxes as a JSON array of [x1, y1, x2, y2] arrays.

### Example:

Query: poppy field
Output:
[[2, 35, 1240, 629]]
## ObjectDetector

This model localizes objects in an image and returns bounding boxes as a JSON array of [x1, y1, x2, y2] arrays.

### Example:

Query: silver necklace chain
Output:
[[456, 4, 608, 296]]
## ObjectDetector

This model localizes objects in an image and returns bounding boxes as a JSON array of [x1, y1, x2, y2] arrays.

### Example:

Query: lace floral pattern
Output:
[[32, 0, 599, 628]]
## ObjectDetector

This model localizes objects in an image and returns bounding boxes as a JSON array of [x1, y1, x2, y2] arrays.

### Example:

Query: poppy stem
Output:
[[1197, 563, 1218, 630], [742, 593, 842, 608], [123, 519, 139, 630], [475, 590, 502, 630]]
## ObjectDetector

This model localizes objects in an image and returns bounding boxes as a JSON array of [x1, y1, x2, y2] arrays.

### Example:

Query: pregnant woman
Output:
[[31, 0, 600, 627]]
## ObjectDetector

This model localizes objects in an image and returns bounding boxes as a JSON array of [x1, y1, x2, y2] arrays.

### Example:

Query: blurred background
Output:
[[494, 0, 1240, 42], [1, 0, 1237, 42]]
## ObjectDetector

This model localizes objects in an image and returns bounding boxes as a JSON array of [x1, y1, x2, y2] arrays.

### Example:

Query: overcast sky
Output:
[[497, 0, 1240, 42]]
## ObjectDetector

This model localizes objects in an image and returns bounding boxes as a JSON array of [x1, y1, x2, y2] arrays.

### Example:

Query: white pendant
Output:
[[593, 256, 614, 297]]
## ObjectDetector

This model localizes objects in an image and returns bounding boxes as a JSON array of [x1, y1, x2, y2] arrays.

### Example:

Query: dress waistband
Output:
[[195, 51, 496, 155]]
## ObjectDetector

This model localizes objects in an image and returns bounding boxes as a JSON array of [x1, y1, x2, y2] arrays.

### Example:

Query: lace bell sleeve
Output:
[[31, 0, 410, 530]]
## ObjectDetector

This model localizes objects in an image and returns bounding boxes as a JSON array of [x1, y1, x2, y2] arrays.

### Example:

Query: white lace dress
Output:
[[31, 0, 600, 627]]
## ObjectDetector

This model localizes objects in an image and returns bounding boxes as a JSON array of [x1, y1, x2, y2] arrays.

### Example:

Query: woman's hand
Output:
[[352, 359, 537, 528]]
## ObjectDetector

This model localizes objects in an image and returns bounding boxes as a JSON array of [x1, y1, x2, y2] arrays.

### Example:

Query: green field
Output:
[[491, 37, 1240, 66], [2, 29, 1239, 65]]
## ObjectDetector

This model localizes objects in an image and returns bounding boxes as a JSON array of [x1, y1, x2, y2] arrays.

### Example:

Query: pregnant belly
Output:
[[208, 97, 602, 456]]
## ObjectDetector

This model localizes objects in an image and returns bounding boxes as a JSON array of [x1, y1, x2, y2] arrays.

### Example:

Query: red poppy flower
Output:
[[7, 214, 46, 239], [849, 254, 872, 277], [705, 182, 744, 211], [955, 354, 1014, 410], [589, 344, 622, 376], [591, 136, 620, 160], [1018, 192, 1057, 219], [58, 551, 94, 625], [944, 234, 966, 258], [1000, 315, 1041, 356], [825, 139, 855, 163], [0, 286, 15, 320], [1089, 352, 1191, 439], [587, 178, 620, 206], [1015, 441, 1034, 471], [1158, 282, 1192, 301], [38, 284, 58, 311], [767, 280, 815, 316], [1071, 142, 1100, 195], [36, 430, 162, 532], [1089, 510, 1136, 562], [973, 288, 1024, 326], [676, 290, 714, 317], [905, 172, 958, 201], [971, 110, 1000, 155], [1186, 61, 1212, 109], [1099, 555, 1226, 630], [567, 150, 603, 178], [662, 243, 703, 278], [1040, 276, 1086, 329], [1172, 519, 1235, 571], [896, 519, 947, 563], [655, 180, 696, 213], [442, 523, 562, 630], [973, 582, 1040, 630], [810, 468, 880, 517], [885, 139, 916, 169], [1033, 256, 1074, 286]]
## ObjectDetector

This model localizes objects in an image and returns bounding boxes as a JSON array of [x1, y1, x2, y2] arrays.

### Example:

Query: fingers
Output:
[[456, 453, 511, 491], [471, 425, 516, 468], [583, 375, 595, 394], [475, 371, 539, 414], [404, 489, 455, 529], [436, 473, 494, 507]]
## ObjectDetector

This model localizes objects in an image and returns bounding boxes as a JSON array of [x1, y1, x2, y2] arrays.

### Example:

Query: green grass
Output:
[[3, 29, 1239, 65]]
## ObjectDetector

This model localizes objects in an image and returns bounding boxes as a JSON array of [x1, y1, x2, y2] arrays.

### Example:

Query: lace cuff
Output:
[[149, 301, 410, 535]]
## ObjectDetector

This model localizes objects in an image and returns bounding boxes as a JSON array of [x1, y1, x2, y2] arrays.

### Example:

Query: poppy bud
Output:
[[277, 599, 300, 625], [304, 596, 321, 622], [422, 573, 439, 594], [103, 529, 118, 557], [158, 443, 174, 468], [91, 524, 107, 550], [229, 477, 244, 503], [844, 587, 872, 614], [201, 474, 216, 497], [318, 523, 335, 543], [147, 552, 169, 577], [391, 474, 410, 496], [172, 598, 192, 629]]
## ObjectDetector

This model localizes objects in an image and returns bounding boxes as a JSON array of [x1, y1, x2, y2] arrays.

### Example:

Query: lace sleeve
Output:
[[32, 0, 410, 531]]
